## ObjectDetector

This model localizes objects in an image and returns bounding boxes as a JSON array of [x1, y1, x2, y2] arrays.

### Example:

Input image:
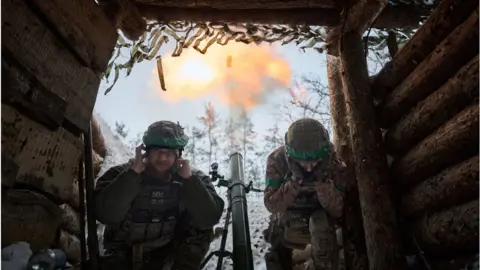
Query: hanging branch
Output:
[[156, 56, 166, 91]]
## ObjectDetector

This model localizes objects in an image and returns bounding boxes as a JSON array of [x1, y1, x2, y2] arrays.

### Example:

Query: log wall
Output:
[[371, 1, 479, 267], [1, 0, 117, 267]]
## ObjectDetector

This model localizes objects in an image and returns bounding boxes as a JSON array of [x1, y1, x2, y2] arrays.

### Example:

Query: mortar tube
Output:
[[228, 152, 254, 270]]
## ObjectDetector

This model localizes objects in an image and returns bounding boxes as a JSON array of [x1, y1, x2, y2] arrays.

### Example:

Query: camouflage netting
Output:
[[98, 0, 436, 93]]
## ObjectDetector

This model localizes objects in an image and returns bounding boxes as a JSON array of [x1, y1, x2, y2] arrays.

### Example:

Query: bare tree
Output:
[[198, 102, 221, 168], [238, 108, 257, 160], [223, 117, 242, 159], [183, 126, 204, 167], [246, 153, 263, 187], [237, 109, 260, 185], [127, 131, 143, 152], [264, 122, 283, 153], [276, 75, 332, 130], [115, 121, 129, 139]]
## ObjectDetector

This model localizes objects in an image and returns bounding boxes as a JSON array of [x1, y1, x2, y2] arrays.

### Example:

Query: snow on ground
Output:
[[203, 191, 271, 270], [94, 114, 272, 269]]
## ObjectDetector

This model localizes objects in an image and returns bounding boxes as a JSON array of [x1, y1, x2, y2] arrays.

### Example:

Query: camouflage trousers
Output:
[[265, 214, 294, 270], [100, 229, 213, 270], [309, 210, 338, 270], [268, 210, 338, 270]]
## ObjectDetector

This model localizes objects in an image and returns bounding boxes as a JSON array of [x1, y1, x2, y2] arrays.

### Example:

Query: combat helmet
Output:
[[142, 121, 189, 150], [284, 118, 331, 161]]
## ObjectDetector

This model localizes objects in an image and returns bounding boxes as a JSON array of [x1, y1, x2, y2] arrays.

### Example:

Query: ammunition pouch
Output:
[[283, 210, 311, 246], [282, 183, 321, 250]]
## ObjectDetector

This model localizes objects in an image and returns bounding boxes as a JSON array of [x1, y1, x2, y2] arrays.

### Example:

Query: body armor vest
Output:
[[105, 177, 183, 252]]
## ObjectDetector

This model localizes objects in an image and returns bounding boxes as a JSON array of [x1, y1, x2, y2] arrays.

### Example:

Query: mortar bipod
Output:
[[202, 157, 263, 270]]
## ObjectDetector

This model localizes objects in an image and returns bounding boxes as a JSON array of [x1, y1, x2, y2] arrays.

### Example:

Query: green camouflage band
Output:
[[266, 178, 283, 187], [285, 143, 330, 161]]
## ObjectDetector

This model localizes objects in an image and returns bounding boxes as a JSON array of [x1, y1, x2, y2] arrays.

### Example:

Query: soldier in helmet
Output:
[[263, 118, 346, 270], [94, 121, 225, 270]]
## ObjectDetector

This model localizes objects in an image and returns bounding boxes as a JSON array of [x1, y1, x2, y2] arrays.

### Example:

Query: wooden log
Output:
[[27, 0, 117, 72], [2, 189, 62, 251], [401, 156, 479, 217], [100, 0, 146, 41], [142, 6, 340, 26], [385, 55, 479, 155], [68, 179, 81, 210], [371, 0, 478, 99], [339, 31, 406, 270], [1, 104, 83, 202], [60, 204, 81, 236], [2, 0, 102, 133], [377, 9, 479, 127], [2, 53, 67, 131], [372, 4, 426, 30], [328, 55, 352, 169], [335, 0, 388, 35], [133, 0, 341, 9], [325, 0, 422, 48], [327, 54, 368, 270], [2, 153, 19, 188], [58, 230, 81, 263], [140, 4, 423, 28], [411, 199, 479, 255], [391, 104, 479, 188]]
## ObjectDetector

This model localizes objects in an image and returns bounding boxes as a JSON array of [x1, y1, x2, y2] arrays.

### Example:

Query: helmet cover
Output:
[[284, 118, 331, 161], [142, 121, 189, 149]]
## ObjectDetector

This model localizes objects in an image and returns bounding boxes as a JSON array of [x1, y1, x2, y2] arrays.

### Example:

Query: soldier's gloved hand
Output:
[[279, 180, 301, 206], [131, 144, 146, 173], [315, 179, 344, 218], [176, 158, 192, 179]]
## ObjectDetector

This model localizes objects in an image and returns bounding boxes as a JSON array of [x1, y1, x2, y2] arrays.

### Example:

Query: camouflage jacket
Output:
[[94, 161, 225, 231], [263, 146, 347, 218]]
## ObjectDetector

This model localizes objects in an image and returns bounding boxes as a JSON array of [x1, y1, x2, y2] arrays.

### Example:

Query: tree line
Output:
[[111, 48, 395, 187]]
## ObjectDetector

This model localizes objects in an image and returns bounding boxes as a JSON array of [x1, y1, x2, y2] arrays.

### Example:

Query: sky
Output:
[[94, 40, 329, 143]]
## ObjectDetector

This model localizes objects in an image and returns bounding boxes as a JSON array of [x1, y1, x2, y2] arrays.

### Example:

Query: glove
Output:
[[279, 179, 301, 207], [315, 179, 344, 218]]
